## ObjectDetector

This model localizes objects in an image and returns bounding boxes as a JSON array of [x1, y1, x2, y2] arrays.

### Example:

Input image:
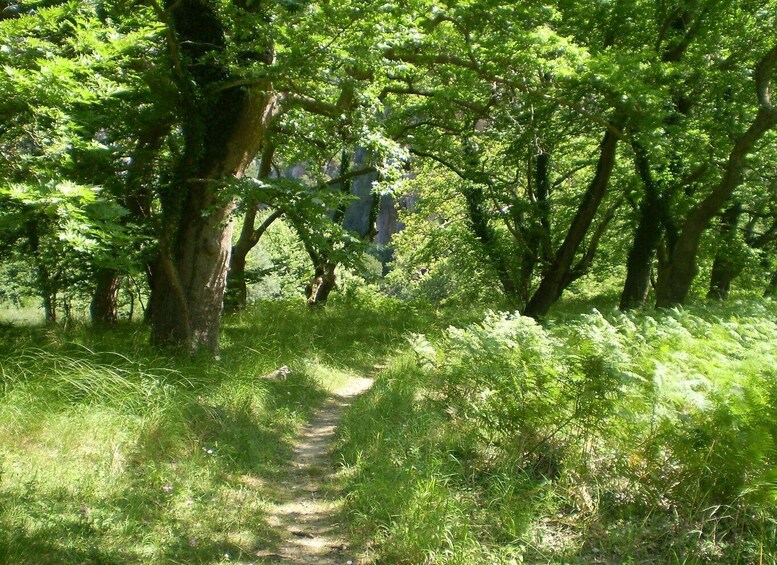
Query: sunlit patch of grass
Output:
[[0, 300, 44, 325], [301, 357, 363, 393], [0, 297, 469, 563]]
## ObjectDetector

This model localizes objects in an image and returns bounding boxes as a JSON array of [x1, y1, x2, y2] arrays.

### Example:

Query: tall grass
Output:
[[0, 298, 464, 564], [5, 295, 773, 563], [336, 298, 777, 564]]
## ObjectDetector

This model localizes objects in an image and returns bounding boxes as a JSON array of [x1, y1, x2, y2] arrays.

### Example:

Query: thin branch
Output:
[[325, 166, 378, 187], [570, 199, 621, 280], [667, 163, 709, 194], [409, 148, 469, 181], [148, 0, 188, 88], [552, 160, 597, 188], [755, 43, 777, 111], [383, 48, 622, 134], [280, 92, 340, 118], [250, 209, 284, 246], [379, 85, 487, 113]]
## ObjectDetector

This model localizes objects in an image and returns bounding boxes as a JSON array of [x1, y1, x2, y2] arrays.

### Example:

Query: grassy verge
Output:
[[336, 298, 777, 564], [0, 298, 463, 564]]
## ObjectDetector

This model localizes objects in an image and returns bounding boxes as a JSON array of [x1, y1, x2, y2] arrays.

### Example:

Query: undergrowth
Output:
[[0, 298, 459, 564], [3, 296, 776, 563], [336, 298, 777, 564]]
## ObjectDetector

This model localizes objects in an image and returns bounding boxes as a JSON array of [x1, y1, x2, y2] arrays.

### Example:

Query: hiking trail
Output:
[[258, 375, 374, 564]]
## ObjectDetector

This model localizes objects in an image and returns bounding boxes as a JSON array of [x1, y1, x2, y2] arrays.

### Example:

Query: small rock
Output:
[[260, 365, 291, 381]]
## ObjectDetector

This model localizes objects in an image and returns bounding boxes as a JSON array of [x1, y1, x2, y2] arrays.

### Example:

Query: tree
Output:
[[655, 43, 777, 307], [0, 1, 163, 323], [378, 1, 633, 315]]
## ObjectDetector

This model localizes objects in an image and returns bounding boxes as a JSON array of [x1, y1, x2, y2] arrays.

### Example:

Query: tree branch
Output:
[[409, 148, 469, 182], [280, 92, 340, 117], [755, 43, 777, 111]]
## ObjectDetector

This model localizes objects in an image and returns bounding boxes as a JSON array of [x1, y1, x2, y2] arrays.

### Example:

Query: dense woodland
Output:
[[2, 0, 777, 563]]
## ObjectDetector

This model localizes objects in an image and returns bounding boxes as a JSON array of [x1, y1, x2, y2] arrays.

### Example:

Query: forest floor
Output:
[[4, 299, 776, 563], [258, 375, 374, 564]]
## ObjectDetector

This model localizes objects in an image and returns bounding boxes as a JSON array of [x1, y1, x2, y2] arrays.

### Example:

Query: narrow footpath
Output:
[[258, 376, 374, 564]]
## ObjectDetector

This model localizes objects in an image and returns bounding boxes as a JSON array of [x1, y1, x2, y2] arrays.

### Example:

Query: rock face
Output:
[[374, 193, 399, 247], [339, 148, 415, 274], [342, 148, 379, 239], [374, 192, 417, 273]]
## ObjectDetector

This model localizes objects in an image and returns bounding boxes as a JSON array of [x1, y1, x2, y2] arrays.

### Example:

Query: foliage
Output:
[[337, 298, 777, 563], [1, 0, 777, 560], [0, 0, 168, 317], [382, 167, 505, 305]]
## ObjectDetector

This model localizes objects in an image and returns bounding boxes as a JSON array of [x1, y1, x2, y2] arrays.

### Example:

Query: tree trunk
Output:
[[91, 268, 121, 326], [707, 204, 743, 301], [524, 127, 621, 318], [291, 148, 380, 305], [42, 290, 56, 324], [656, 122, 777, 306], [224, 143, 280, 313], [765, 270, 777, 297], [619, 141, 664, 310], [306, 261, 337, 306], [225, 249, 250, 313], [125, 123, 170, 326], [463, 183, 518, 301], [707, 256, 738, 301], [655, 45, 777, 307], [517, 152, 552, 306], [151, 199, 236, 350], [149, 0, 275, 352], [25, 218, 57, 323]]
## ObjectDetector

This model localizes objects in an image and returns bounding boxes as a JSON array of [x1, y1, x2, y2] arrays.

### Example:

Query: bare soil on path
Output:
[[258, 376, 374, 564]]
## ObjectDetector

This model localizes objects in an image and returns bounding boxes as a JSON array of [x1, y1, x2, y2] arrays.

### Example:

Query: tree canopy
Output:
[[1, 0, 776, 349]]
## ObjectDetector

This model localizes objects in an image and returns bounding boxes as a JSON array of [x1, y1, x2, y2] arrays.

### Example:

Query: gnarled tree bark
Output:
[[149, 0, 275, 352]]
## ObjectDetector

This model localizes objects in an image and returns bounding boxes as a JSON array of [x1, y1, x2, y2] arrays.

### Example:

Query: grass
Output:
[[3, 295, 777, 563], [0, 297, 467, 564], [0, 299, 45, 325], [335, 297, 777, 564]]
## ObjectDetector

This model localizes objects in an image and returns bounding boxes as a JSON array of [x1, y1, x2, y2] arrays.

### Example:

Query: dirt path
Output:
[[260, 376, 374, 564]]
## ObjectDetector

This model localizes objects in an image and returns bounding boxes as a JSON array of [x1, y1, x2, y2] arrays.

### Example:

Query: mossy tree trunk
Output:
[[149, 0, 274, 352], [517, 152, 554, 306], [656, 44, 777, 307], [706, 204, 744, 301], [765, 270, 777, 297], [619, 141, 665, 310], [462, 182, 519, 301]]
